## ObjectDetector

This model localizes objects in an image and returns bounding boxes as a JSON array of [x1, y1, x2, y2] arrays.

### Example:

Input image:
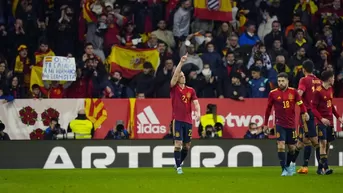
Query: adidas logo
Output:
[[137, 106, 167, 134]]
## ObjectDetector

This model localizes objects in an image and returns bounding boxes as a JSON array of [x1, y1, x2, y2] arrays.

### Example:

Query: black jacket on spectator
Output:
[[9, 85, 26, 99], [130, 72, 155, 97], [193, 74, 217, 98], [264, 32, 286, 50], [154, 68, 173, 98], [225, 83, 247, 100]]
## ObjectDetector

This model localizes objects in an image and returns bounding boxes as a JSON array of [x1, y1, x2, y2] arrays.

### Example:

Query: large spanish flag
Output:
[[106, 46, 160, 79], [194, 0, 232, 22]]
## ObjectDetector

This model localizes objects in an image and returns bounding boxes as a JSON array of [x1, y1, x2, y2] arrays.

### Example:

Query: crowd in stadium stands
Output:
[[0, 0, 343, 101]]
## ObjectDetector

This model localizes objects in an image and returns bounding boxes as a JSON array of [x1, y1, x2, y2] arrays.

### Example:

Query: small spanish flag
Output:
[[44, 56, 53, 63]]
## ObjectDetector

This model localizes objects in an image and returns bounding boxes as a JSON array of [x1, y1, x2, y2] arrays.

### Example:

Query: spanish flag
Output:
[[84, 99, 108, 130], [194, 0, 232, 22], [83, 0, 98, 23], [106, 46, 160, 78]]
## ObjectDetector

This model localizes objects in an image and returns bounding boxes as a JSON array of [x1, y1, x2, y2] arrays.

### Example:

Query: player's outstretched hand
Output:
[[321, 118, 330, 126], [180, 53, 188, 63], [304, 112, 310, 121]]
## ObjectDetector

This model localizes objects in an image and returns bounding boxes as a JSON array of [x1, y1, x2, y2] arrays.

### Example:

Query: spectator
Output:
[[257, 6, 278, 42], [269, 39, 289, 64], [173, 0, 191, 45], [264, 21, 285, 50], [86, 14, 106, 62], [155, 58, 174, 98], [0, 60, 11, 87], [226, 73, 247, 100], [222, 34, 242, 59], [286, 20, 312, 46], [288, 29, 311, 55], [293, 0, 318, 27], [247, 43, 272, 70], [65, 67, 93, 98], [244, 122, 267, 139], [184, 44, 203, 74], [0, 122, 10, 140], [8, 76, 26, 98], [152, 20, 176, 51], [30, 84, 45, 99], [13, 45, 31, 88], [248, 66, 270, 98], [105, 120, 129, 140], [0, 87, 14, 103], [215, 22, 234, 53], [238, 22, 260, 46], [196, 64, 217, 98], [109, 71, 131, 98], [130, 62, 155, 98], [200, 42, 222, 73], [44, 118, 66, 140], [34, 38, 55, 67], [136, 92, 145, 99], [103, 7, 126, 53], [41, 80, 72, 99]]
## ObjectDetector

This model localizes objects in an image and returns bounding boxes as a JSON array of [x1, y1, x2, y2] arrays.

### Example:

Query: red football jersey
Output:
[[298, 74, 322, 110], [170, 85, 198, 124], [312, 86, 340, 126], [264, 87, 307, 128]]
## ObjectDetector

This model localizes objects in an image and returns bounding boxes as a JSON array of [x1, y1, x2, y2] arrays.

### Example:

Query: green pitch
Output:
[[1, 167, 342, 193]]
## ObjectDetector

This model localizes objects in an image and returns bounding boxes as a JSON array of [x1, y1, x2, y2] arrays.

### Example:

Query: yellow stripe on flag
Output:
[[128, 98, 136, 139]]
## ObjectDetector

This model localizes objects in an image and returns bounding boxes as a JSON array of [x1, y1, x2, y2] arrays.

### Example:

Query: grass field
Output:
[[0, 167, 342, 193]]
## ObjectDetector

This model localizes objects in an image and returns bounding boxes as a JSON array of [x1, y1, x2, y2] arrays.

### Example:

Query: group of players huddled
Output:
[[264, 60, 342, 176], [170, 54, 342, 175]]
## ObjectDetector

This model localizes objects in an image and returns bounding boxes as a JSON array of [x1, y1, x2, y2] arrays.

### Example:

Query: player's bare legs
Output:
[[174, 140, 183, 174]]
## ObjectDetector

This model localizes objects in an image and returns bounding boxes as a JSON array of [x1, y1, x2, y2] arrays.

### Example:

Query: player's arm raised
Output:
[[170, 53, 188, 87]]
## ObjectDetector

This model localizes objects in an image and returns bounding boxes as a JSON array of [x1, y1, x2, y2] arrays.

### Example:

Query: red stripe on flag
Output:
[[94, 99, 102, 107], [89, 100, 95, 117], [95, 108, 104, 119], [194, 8, 232, 22], [110, 62, 142, 79]]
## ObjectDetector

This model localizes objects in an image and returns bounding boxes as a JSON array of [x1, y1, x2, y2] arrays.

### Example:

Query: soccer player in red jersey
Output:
[[292, 60, 322, 174], [170, 53, 201, 175], [264, 72, 309, 176], [312, 71, 343, 175]]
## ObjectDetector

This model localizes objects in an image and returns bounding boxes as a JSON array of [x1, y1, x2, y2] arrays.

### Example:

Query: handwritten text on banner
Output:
[[42, 56, 76, 81]]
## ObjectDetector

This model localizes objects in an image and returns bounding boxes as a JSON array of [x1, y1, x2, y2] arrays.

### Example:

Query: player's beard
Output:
[[279, 85, 287, 91]]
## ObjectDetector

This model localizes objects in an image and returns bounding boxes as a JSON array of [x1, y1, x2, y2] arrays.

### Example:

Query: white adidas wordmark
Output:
[[137, 106, 166, 134]]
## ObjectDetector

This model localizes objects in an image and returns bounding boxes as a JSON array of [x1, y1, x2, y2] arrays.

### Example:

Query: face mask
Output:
[[202, 69, 212, 77], [276, 63, 285, 71], [250, 130, 257, 134], [111, 77, 119, 82], [208, 48, 214, 52]]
